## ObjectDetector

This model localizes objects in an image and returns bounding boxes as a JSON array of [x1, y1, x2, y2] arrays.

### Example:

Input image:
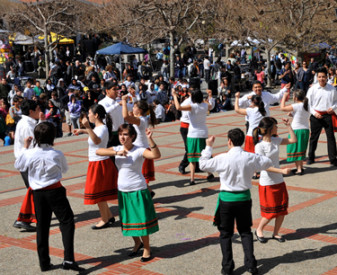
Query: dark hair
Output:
[[118, 123, 137, 142], [252, 117, 277, 145], [252, 81, 262, 88], [228, 128, 245, 146], [316, 67, 328, 76], [294, 90, 308, 111], [135, 100, 157, 127], [104, 81, 117, 90], [21, 99, 38, 116], [13, 95, 23, 103], [33, 122, 55, 147], [90, 104, 112, 139], [191, 90, 203, 104], [154, 99, 160, 105], [251, 95, 266, 116]]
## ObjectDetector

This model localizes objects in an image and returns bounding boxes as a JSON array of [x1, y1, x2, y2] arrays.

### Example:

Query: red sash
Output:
[[315, 110, 337, 132]]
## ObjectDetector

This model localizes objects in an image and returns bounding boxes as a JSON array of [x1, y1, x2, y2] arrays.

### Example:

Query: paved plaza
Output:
[[0, 105, 337, 275]]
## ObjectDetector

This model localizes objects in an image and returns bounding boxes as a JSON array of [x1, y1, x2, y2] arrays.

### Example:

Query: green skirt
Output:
[[187, 137, 206, 162], [118, 189, 159, 237], [286, 129, 309, 162]]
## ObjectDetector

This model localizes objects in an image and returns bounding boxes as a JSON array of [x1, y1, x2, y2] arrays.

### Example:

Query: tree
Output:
[[101, 0, 217, 77], [5, 0, 97, 75]]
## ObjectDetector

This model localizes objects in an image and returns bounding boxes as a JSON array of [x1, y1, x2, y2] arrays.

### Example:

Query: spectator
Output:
[[33, 81, 44, 97], [153, 100, 165, 123], [23, 80, 35, 100], [0, 78, 11, 102], [68, 94, 81, 130]]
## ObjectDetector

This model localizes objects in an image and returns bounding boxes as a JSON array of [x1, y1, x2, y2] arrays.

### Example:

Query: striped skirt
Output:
[[259, 182, 288, 219], [187, 137, 206, 162], [118, 189, 159, 237], [84, 158, 118, 205], [286, 129, 309, 162]]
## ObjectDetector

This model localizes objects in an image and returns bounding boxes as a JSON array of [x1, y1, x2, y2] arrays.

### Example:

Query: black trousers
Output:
[[218, 199, 256, 273], [33, 187, 75, 270], [179, 127, 189, 169], [308, 114, 337, 163], [20, 171, 29, 189]]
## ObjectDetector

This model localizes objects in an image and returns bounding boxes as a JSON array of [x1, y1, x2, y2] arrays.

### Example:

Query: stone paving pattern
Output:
[[0, 104, 337, 275]]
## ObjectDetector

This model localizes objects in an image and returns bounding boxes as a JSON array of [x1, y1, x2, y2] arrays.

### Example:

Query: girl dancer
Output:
[[280, 90, 310, 175], [253, 117, 296, 243], [96, 124, 160, 261], [74, 104, 118, 229]]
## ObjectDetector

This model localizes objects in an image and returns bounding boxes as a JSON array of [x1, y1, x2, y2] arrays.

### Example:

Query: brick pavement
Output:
[[0, 105, 337, 275]]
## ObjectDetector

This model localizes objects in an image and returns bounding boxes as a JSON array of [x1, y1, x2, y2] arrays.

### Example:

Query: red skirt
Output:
[[84, 158, 118, 205], [244, 135, 255, 153], [142, 148, 155, 184], [259, 182, 288, 219], [17, 187, 37, 223]]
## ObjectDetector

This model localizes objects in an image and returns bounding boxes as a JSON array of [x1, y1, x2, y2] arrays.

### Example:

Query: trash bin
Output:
[[208, 79, 218, 97], [24, 61, 34, 72]]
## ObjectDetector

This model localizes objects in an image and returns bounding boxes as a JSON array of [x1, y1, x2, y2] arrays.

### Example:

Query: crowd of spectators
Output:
[[0, 40, 336, 146]]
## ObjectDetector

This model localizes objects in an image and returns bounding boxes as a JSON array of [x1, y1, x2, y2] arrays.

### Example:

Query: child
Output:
[[14, 122, 84, 272]]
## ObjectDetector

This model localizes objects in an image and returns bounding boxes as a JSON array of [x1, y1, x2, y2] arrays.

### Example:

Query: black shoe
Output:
[[13, 220, 36, 232], [221, 268, 233, 275], [128, 242, 144, 257], [179, 166, 186, 174], [306, 159, 315, 165], [195, 167, 202, 173], [91, 221, 111, 230], [140, 255, 153, 262], [62, 261, 85, 271], [330, 160, 337, 166], [272, 235, 285, 243], [151, 191, 156, 198], [190, 181, 195, 185], [41, 264, 54, 272], [108, 217, 115, 224], [255, 231, 267, 243], [207, 174, 215, 182], [247, 267, 259, 275]]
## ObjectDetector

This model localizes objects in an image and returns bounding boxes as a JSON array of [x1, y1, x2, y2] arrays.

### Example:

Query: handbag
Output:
[[5, 113, 15, 126]]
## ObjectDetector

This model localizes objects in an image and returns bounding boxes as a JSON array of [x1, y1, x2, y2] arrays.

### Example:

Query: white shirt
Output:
[[307, 83, 337, 116], [14, 144, 68, 190], [14, 115, 37, 159], [113, 145, 146, 192], [291, 103, 310, 130], [203, 59, 211, 70], [180, 97, 192, 124], [199, 146, 272, 192], [239, 88, 287, 118], [188, 102, 208, 138], [88, 125, 110, 162], [133, 116, 149, 148], [99, 96, 124, 132], [255, 137, 284, 186], [246, 107, 264, 136], [155, 104, 165, 122]]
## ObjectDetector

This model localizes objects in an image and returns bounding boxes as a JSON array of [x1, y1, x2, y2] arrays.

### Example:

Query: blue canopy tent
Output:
[[96, 42, 148, 80]]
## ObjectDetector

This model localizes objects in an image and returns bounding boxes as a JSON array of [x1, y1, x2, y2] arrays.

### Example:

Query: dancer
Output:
[[199, 128, 274, 275], [280, 90, 310, 175], [253, 117, 296, 243], [15, 122, 84, 272], [172, 89, 214, 185], [13, 99, 42, 232], [121, 95, 157, 196], [96, 124, 160, 262], [234, 92, 265, 153], [306, 67, 337, 166], [74, 104, 118, 229]]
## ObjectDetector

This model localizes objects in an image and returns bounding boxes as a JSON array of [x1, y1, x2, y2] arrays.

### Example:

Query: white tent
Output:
[[12, 33, 37, 45]]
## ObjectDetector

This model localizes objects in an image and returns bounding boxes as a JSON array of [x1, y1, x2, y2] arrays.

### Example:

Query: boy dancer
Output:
[[15, 122, 84, 272]]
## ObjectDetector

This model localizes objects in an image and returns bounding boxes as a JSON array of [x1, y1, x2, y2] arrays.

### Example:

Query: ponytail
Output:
[[252, 127, 260, 145], [252, 95, 266, 116], [303, 97, 308, 112], [105, 114, 113, 140], [148, 105, 157, 128], [294, 90, 308, 111]]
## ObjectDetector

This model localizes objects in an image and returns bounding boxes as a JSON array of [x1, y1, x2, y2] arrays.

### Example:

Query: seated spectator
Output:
[[153, 99, 165, 123], [220, 94, 232, 111], [44, 78, 55, 95], [123, 74, 135, 89], [119, 84, 128, 96]]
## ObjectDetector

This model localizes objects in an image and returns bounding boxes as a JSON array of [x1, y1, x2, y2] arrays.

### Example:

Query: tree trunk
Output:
[[44, 27, 49, 79], [169, 31, 174, 78], [266, 48, 272, 88]]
